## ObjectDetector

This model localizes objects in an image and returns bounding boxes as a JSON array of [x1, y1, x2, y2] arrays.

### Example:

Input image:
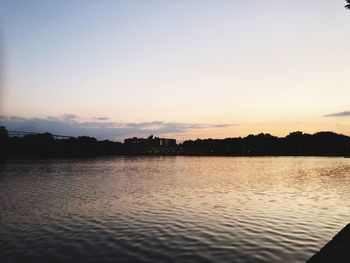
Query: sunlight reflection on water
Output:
[[1, 157, 350, 262]]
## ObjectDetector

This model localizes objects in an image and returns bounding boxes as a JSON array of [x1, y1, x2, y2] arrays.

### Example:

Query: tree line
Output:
[[182, 132, 350, 156], [0, 127, 123, 157], [1, 126, 350, 157]]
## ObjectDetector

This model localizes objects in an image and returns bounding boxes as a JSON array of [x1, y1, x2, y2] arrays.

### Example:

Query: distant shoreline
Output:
[[1, 126, 350, 158], [1, 154, 349, 160]]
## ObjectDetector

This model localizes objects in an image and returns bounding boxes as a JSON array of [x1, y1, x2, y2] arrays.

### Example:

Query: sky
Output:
[[0, 0, 349, 141]]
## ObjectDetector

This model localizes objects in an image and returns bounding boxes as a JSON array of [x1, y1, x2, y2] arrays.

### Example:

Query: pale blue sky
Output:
[[0, 0, 349, 140]]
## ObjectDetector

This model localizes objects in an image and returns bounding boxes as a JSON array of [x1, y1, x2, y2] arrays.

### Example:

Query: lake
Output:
[[1, 157, 350, 262]]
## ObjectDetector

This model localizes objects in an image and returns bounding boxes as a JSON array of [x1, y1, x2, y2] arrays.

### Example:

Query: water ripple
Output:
[[1, 157, 350, 262]]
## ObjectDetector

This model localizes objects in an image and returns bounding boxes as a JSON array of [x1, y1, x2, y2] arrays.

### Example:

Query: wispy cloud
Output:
[[0, 115, 237, 141], [62, 114, 77, 120], [94, 117, 109, 121], [324, 111, 350, 117], [211, 124, 236, 128]]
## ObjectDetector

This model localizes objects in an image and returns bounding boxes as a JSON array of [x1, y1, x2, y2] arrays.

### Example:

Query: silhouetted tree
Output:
[[0, 126, 8, 138], [0, 126, 9, 156]]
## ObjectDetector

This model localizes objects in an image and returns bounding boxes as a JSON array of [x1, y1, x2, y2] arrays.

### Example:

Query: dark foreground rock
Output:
[[308, 224, 350, 262]]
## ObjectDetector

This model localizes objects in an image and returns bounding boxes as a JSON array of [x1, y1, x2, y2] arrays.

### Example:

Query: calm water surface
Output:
[[1, 157, 350, 262]]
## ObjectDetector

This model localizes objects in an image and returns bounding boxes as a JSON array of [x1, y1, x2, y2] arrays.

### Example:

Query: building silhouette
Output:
[[124, 135, 179, 155]]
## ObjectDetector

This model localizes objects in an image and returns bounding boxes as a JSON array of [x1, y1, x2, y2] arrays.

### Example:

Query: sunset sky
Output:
[[0, 0, 349, 141]]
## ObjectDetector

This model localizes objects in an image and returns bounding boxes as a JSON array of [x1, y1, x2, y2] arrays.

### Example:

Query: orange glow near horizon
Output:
[[0, 1, 349, 141]]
